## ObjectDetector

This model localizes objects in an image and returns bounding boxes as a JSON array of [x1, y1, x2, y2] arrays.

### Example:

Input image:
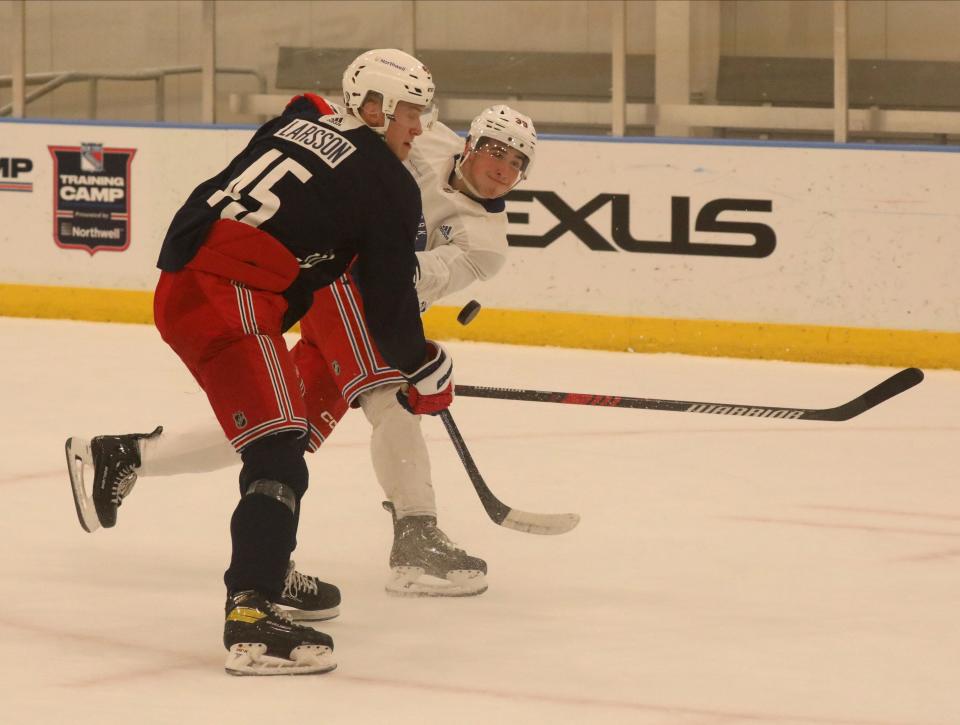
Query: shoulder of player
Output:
[[268, 112, 409, 177], [255, 104, 417, 202], [428, 120, 464, 146], [272, 109, 367, 139], [407, 123, 463, 168], [450, 198, 507, 233], [346, 141, 421, 211], [429, 197, 507, 256], [280, 93, 352, 121], [272, 94, 369, 138]]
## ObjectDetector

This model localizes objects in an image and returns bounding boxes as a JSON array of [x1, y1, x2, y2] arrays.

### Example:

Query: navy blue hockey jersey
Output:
[[157, 94, 426, 374]]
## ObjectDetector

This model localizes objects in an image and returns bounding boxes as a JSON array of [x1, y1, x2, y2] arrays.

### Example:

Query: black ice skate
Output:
[[383, 501, 488, 597], [223, 590, 336, 676], [274, 560, 341, 621], [65, 426, 162, 533]]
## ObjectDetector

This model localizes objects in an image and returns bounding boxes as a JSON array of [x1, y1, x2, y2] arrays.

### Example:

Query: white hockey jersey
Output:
[[404, 122, 508, 310]]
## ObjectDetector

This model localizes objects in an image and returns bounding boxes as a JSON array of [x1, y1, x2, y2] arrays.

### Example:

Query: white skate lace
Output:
[[283, 565, 319, 597], [426, 524, 465, 553], [266, 600, 295, 624], [112, 467, 137, 505]]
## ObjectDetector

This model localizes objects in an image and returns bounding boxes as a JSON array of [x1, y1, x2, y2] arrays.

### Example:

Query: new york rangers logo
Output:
[[80, 143, 104, 172]]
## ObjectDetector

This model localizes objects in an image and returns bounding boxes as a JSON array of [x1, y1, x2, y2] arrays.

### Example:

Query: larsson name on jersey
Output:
[[274, 120, 356, 168]]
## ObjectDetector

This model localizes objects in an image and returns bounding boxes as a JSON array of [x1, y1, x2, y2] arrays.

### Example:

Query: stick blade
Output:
[[808, 366, 925, 421], [867, 366, 924, 402], [501, 510, 581, 535]]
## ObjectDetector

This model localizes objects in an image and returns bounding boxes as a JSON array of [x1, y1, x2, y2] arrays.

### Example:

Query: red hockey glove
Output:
[[397, 340, 454, 415]]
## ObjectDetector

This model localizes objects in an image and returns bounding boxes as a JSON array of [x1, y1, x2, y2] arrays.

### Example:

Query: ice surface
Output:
[[1, 316, 957, 724]]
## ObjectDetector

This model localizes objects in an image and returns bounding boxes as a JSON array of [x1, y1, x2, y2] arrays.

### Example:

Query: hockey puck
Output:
[[457, 300, 482, 326]]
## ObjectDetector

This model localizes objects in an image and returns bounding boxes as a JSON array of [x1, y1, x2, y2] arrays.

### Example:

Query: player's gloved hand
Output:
[[397, 340, 454, 415]]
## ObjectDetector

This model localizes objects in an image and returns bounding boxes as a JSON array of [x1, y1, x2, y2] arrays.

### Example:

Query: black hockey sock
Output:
[[224, 494, 296, 598], [238, 432, 308, 552]]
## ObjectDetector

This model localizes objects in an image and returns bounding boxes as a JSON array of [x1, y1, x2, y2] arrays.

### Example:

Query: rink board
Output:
[[1, 118, 957, 368]]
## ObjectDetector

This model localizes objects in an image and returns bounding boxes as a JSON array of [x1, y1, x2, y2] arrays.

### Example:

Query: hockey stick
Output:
[[454, 367, 923, 422], [438, 409, 580, 535]]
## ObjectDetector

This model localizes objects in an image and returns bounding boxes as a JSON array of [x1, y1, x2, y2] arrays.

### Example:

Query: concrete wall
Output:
[[2, 0, 960, 123], [721, 0, 960, 59]]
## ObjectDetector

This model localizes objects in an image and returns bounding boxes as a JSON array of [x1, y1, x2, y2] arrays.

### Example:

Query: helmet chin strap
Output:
[[454, 153, 487, 200]]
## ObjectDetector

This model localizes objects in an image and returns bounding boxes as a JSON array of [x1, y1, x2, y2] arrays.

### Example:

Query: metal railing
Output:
[[6, 2, 960, 141], [0, 66, 267, 120]]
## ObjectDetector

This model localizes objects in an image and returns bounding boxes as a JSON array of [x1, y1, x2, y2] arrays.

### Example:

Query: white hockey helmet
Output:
[[467, 104, 537, 178], [342, 49, 436, 132]]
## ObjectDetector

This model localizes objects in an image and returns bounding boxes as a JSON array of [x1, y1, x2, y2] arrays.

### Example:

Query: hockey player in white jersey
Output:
[[340, 104, 536, 597], [67, 103, 537, 600]]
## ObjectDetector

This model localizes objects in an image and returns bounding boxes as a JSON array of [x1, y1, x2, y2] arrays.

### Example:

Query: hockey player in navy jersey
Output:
[[68, 100, 536, 604], [69, 49, 455, 677]]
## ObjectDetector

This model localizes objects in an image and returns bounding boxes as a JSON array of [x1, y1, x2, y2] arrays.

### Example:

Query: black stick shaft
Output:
[[438, 409, 582, 535], [438, 409, 511, 524], [455, 367, 923, 422]]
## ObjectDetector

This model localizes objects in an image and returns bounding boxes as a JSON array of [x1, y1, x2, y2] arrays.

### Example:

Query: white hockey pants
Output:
[[359, 383, 437, 519]]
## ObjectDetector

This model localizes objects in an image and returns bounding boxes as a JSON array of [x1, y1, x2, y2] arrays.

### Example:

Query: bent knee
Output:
[[239, 431, 309, 499], [359, 383, 409, 426]]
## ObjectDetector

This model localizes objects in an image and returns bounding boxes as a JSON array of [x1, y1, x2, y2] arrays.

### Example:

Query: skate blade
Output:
[[224, 642, 336, 676], [65, 437, 99, 533], [385, 566, 488, 598], [280, 605, 340, 623]]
